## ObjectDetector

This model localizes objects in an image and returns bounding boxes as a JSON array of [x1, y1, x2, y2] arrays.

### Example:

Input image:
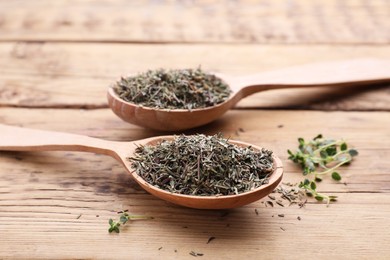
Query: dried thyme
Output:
[[129, 134, 274, 196], [190, 251, 204, 257], [113, 67, 231, 110], [207, 237, 216, 244]]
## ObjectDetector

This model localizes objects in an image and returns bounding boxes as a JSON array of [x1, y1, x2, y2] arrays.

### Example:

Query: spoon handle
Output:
[[0, 124, 118, 157], [233, 59, 390, 97]]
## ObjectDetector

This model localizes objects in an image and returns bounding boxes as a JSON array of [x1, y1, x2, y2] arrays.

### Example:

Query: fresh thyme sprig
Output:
[[298, 179, 337, 205], [108, 210, 153, 233], [288, 134, 358, 205]]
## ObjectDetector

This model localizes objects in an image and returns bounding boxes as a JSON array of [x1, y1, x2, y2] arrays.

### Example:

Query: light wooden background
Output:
[[0, 1, 389, 259]]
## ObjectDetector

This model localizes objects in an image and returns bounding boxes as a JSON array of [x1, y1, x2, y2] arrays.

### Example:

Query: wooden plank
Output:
[[0, 0, 389, 44], [0, 42, 389, 110], [0, 108, 389, 259]]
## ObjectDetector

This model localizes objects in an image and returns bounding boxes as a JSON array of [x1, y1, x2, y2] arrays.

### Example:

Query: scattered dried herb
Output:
[[207, 237, 216, 244], [190, 251, 204, 257], [288, 134, 358, 204], [113, 67, 231, 110], [298, 199, 307, 208], [108, 210, 153, 233], [274, 184, 304, 206], [129, 134, 274, 196]]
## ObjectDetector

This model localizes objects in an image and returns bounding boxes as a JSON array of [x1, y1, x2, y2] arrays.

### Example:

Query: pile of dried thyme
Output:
[[112, 67, 231, 110], [129, 134, 274, 196]]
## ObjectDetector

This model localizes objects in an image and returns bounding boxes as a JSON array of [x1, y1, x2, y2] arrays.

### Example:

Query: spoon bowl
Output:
[[107, 87, 239, 131], [108, 59, 390, 131], [0, 124, 283, 209]]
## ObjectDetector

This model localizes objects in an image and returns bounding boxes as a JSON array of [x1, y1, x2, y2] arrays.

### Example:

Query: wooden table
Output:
[[0, 1, 389, 259]]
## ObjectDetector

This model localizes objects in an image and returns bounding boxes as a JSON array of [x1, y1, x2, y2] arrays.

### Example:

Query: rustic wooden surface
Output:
[[0, 0, 389, 44], [0, 0, 389, 259], [1, 43, 389, 110]]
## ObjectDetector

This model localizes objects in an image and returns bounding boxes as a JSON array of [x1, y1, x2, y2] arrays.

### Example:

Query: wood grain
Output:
[[0, 0, 389, 258], [0, 108, 389, 259], [0, 42, 389, 110], [0, 0, 389, 44]]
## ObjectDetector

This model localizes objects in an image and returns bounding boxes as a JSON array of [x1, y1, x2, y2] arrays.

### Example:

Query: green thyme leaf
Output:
[[320, 150, 328, 159], [326, 146, 337, 156], [348, 149, 358, 157], [120, 215, 128, 224], [331, 172, 342, 181], [306, 192, 313, 197], [108, 219, 121, 234]]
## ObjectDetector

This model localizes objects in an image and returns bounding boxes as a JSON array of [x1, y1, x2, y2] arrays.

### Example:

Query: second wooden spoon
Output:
[[108, 59, 390, 131], [0, 124, 283, 209]]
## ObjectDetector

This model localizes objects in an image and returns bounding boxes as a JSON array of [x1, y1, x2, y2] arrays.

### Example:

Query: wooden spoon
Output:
[[108, 59, 390, 131], [0, 124, 283, 209]]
